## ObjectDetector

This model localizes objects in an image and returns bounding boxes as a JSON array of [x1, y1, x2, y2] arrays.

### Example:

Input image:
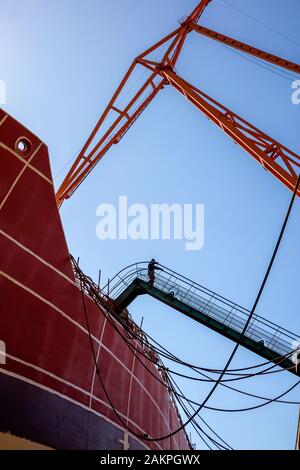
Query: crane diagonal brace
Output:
[[56, 72, 166, 203], [159, 67, 300, 196]]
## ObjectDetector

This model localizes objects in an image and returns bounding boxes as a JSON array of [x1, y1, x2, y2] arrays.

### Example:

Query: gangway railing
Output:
[[104, 262, 300, 376]]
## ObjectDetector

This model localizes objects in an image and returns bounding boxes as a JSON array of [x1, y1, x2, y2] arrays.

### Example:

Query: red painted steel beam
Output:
[[160, 67, 300, 196], [188, 0, 213, 23], [192, 23, 300, 74], [56, 73, 166, 204], [56, 1, 212, 206]]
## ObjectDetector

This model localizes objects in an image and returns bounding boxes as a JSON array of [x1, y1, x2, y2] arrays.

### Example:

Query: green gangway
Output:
[[105, 262, 300, 376]]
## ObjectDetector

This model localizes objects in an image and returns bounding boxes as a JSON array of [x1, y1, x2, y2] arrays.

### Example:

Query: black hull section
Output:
[[0, 372, 146, 450]]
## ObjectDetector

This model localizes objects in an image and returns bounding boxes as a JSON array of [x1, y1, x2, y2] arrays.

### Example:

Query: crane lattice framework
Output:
[[56, 0, 300, 206]]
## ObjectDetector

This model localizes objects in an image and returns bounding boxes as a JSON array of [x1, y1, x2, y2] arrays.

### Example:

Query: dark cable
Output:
[[143, 172, 300, 440], [81, 268, 300, 417], [78, 171, 300, 442], [168, 373, 233, 450]]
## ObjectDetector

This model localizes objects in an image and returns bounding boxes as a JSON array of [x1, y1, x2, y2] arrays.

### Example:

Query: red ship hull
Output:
[[0, 109, 190, 450]]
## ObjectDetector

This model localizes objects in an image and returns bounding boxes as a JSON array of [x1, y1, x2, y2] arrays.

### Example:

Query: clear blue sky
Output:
[[1, 0, 299, 450]]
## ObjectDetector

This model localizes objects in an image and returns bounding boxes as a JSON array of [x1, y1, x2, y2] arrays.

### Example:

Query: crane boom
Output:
[[56, 0, 300, 206]]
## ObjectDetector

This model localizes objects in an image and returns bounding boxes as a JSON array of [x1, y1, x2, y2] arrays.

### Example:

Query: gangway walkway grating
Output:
[[104, 263, 300, 377]]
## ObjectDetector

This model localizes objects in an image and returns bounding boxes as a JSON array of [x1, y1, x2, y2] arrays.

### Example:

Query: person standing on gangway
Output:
[[147, 259, 163, 287]]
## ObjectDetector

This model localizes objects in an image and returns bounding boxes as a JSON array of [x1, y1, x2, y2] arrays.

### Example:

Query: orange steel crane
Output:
[[56, 0, 300, 207]]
